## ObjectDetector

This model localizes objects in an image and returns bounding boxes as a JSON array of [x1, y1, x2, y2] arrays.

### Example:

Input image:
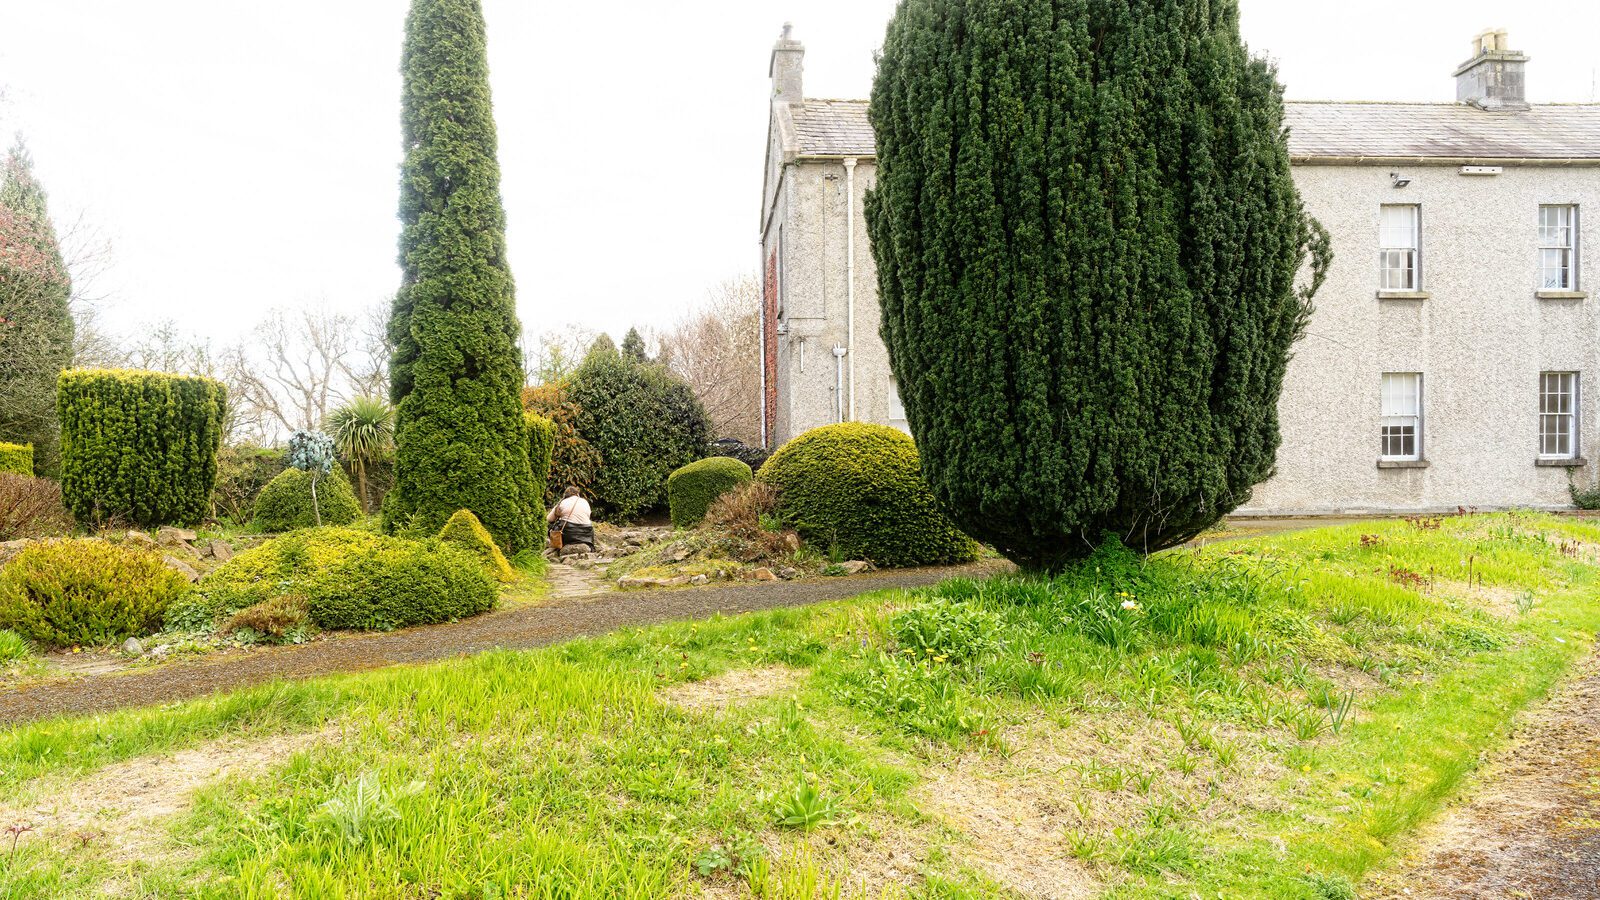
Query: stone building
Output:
[[759, 27, 1600, 514]]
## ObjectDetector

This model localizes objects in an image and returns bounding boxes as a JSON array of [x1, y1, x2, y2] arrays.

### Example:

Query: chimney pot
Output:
[[1455, 28, 1529, 110], [770, 24, 805, 106]]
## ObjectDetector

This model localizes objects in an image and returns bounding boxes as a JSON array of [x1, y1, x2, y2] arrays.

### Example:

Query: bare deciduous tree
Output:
[[226, 308, 355, 437], [658, 275, 761, 445], [522, 322, 597, 386]]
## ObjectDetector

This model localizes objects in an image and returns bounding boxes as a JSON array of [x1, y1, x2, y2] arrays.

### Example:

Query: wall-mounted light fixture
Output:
[[1390, 172, 1412, 188]]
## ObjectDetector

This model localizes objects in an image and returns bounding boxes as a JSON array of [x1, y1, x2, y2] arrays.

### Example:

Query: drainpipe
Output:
[[843, 157, 858, 421], [832, 344, 847, 423]]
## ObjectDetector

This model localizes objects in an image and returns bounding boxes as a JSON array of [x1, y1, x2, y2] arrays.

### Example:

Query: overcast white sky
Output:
[[1, 1, 1597, 350]]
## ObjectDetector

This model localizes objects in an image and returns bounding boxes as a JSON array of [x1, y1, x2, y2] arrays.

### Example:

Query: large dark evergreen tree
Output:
[[385, 0, 536, 551], [0, 141, 74, 475], [866, 0, 1328, 571]]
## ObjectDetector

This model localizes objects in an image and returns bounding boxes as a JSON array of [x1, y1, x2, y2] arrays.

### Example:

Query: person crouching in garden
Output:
[[548, 486, 595, 552]]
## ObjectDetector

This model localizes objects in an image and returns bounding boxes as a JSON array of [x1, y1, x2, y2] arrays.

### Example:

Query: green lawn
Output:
[[0, 513, 1595, 899]]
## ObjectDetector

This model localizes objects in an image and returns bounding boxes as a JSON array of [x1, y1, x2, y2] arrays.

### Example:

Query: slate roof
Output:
[[789, 98, 1600, 162], [1283, 102, 1600, 161], [792, 100, 875, 157]]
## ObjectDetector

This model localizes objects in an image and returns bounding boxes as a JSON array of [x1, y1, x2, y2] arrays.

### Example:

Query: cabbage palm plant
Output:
[[327, 397, 395, 514]]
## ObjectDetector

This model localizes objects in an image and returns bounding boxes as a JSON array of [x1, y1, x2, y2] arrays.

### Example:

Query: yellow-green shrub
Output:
[[438, 509, 515, 582], [668, 457, 752, 528], [0, 538, 191, 647], [759, 423, 978, 567], [252, 467, 362, 532], [0, 443, 33, 476], [57, 369, 227, 527], [194, 527, 496, 632]]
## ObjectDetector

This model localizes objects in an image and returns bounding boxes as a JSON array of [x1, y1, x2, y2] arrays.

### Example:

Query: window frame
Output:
[[1538, 204, 1579, 292], [1379, 372, 1424, 462], [1538, 371, 1580, 461], [1379, 204, 1423, 292]]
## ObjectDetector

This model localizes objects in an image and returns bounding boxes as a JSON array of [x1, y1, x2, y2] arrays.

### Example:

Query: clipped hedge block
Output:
[[0, 538, 192, 647], [759, 423, 978, 568], [0, 443, 34, 477], [252, 467, 362, 533], [438, 508, 516, 582], [197, 527, 496, 632], [57, 369, 226, 528], [668, 457, 752, 528]]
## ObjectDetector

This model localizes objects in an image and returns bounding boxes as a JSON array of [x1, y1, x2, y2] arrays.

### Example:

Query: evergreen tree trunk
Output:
[[866, 0, 1326, 571], [385, 0, 536, 550]]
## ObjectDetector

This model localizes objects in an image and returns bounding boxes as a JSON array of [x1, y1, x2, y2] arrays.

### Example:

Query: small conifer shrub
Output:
[[438, 508, 516, 582], [758, 423, 977, 568], [668, 457, 752, 528], [0, 443, 33, 476]]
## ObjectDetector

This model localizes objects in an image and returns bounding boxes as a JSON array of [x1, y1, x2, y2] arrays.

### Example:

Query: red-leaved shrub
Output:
[[0, 474, 73, 541]]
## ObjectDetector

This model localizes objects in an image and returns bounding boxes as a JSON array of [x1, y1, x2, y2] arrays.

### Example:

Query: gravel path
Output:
[[1367, 646, 1600, 898], [0, 560, 1009, 727]]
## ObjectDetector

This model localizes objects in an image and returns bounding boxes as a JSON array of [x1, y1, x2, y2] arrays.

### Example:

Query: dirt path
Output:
[[0, 560, 1009, 727], [1367, 648, 1600, 898]]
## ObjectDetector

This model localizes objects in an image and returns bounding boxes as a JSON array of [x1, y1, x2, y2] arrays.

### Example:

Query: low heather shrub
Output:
[[0, 538, 191, 647], [700, 481, 795, 563]]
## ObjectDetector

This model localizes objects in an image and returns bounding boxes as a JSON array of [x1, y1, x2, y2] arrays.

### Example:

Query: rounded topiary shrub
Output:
[[252, 467, 362, 533], [668, 457, 752, 528], [759, 423, 977, 568], [438, 508, 516, 582], [0, 538, 192, 647], [57, 369, 227, 528], [0, 443, 34, 476], [195, 527, 496, 632]]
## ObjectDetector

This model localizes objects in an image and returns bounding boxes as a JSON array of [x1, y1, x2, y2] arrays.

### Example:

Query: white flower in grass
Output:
[[1121, 599, 1139, 611]]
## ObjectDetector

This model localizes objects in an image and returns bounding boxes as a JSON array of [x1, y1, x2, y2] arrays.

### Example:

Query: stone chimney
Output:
[[1455, 29, 1529, 110], [770, 23, 805, 105]]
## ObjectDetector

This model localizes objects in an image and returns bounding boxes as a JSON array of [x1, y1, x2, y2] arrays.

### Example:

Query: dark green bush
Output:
[[57, 369, 227, 528], [197, 527, 496, 632], [668, 457, 752, 528], [758, 423, 977, 567], [252, 467, 362, 533], [526, 412, 555, 508], [0, 443, 33, 476], [0, 538, 192, 647], [866, 0, 1325, 569], [438, 508, 515, 582], [567, 349, 711, 519]]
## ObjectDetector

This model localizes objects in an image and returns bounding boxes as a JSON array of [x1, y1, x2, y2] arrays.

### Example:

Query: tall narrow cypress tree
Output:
[[0, 141, 75, 475], [866, 0, 1329, 571], [386, 0, 535, 551]]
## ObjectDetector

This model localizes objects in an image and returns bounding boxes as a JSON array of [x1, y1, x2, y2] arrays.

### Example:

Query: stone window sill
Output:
[[1377, 458, 1430, 469], [1377, 290, 1431, 301], [1536, 290, 1587, 301], [1536, 457, 1587, 468]]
